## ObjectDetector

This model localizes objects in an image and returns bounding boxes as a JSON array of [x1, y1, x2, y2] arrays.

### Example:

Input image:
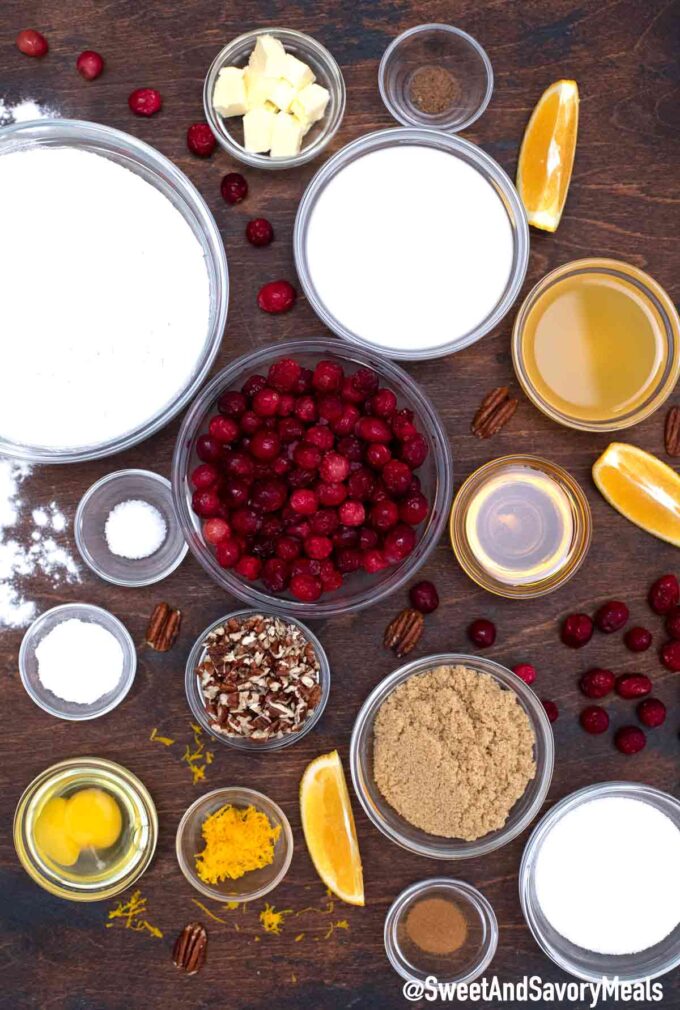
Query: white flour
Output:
[[36, 617, 123, 703], [0, 146, 210, 450], [0, 97, 59, 124]]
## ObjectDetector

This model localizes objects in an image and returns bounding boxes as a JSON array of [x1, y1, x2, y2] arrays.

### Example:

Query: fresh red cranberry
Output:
[[637, 698, 666, 728], [318, 482, 347, 507], [16, 29, 48, 57], [623, 626, 652, 652], [614, 726, 646, 755], [275, 536, 301, 561], [351, 367, 379, 397], [192, 488, 221, 518], [294, 396, 318, 424], [235, 555, 262, 580], [339, 500, 365, 527], [400, 434, 429, 469], [370, 388, 397, 418], [291, 558, 321, 579], [240, 410, 263, 434], [384, 525, 416, 562], [660, 639, 680, 671], [580, 706, 609, 735], [292, 368, 313, 394], [365, 443, 392, 469], [290, 489, 318, 515], [370, 499, 399, 531], [561, 613, 594, 648], [312, 360, 344, 393], [289, 468, 316, 489], [336, 548, 362, 574], [261, 515, 284, 537], [267, 358, 300, 393], [225, 452, 254, 479], [369, 480, 388, 502], [382, 459, 412, 496], [187, 122, 216, 156], [128, 87, 163, 116], [223, 478, 250, 508], [340, 376, 366, 405], [208, 415, 239, 443], [648, 574, 679, 614], [319, 564, 343, 591], [191, 463, 218, 489], [242, 373, 267, 398], [333, 405, 361, 437], [262, 557, 290, 593], [332, 526, 359, 549], [542, 699, 559, 723], [336, 434, 363, 460], [246, 217, 274, 247], [278, 417, 305, 443], [362, 549, 388, 574], [310, 509, 340, 535], [579, 668, 615, 699], [252, 387, 280, 417], [318, 394, 344, 423], [221, 172, 248, 204], [399, 491, 429, 525], [347, 469, 375, 501], [665, 606, 680, 640], [615, 673, 652, 699], [294, 443, 321, 470], [257, 280, 296, 314], [320, 452, 350, 483], [290, 573, 322, 601], [231, 507, 263, 537], [196, 434, 221, 463], [468, 618, 496, 648], [392, 411, 418, 441], [356, 416, 392, 442], [76, 50, 104, 80], [358, 527, 378, 550], [203, 517, 230, 545], [218, 390, 247, 418], [594, 600, 629, 633], [409, 581, 439, 614], [249, 430, 280, 461], [275, 392, 294, 418], [307, 425, 335, 451], [215, 537, 240, 568], [304, 535, 333, 560], [512, 663, 536, 686], [250, 478, 287, 513]]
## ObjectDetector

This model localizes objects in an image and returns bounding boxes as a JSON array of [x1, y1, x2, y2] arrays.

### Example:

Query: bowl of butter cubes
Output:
[[204, 27, 346, 169]]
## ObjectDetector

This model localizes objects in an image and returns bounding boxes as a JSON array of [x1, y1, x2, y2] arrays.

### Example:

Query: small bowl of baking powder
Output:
[[75, 469, 188, 587], [19, 603, 137, 721]]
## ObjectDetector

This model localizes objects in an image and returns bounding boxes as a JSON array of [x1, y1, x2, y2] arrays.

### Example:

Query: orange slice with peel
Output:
[[592, 442, 680, 547], [300, 750, 364, 906], [517, 79, 579, 232]]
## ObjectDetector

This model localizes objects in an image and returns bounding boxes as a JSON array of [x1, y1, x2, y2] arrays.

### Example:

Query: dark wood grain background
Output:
[[1, 1, 679, 1007]]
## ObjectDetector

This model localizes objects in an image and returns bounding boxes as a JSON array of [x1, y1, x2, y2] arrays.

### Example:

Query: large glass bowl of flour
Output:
[[294, 128, 529, 361], [0, 120, 228, 463]]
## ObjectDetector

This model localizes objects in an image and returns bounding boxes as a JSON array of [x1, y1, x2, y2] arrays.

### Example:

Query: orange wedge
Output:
[[300, 750, 364, 906], [592, 442, 680, 547], [517, 79, 579, 232]]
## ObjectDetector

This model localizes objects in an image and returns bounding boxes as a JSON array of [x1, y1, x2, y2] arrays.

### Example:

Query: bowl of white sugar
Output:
[[294, 128, 529, 360], [0, 120, 228, 463]]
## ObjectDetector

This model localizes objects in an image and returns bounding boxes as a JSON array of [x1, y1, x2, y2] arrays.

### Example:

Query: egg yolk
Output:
[[34, 797, 80, 867], [64, 788, 122, 849]]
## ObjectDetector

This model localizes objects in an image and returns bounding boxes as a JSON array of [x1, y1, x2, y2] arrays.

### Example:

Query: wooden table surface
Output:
[[1, 2, 679, 1007]]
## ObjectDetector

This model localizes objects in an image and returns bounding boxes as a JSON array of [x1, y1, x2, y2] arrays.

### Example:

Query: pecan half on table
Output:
[[471, 386, 518, 439], [172, 921, 207, 976], [146, 602, 182, 651], [384, 608, 424, 658], [665, 406, 680, 457]]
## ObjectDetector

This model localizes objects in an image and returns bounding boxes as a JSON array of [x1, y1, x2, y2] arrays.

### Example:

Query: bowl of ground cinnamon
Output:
[[349, 653, 554, 859]]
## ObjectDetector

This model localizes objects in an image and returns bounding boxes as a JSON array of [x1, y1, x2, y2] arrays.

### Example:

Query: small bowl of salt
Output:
[[75, 469, 188, 587], [19, 603, 137, 721]]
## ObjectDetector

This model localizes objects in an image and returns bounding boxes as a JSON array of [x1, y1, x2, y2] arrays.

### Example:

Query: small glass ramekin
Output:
[[14, 757, 158, 902], [293, 128, 529, 361], [176, 786, 293, 902], [384, 878, 499, 985], [449, 455, 592, 599], [520, 782, 680, 982], [379, 24, 494, 132], [350, 653, 554, 859], [0, 120, 228, 464], [75, 469, 188, 587], [512, 258, 680, 432], [171, 339, 453, 619], [19, 603, 137, 721], [185, 609, 330, 751], [203, 27, 346, 170]]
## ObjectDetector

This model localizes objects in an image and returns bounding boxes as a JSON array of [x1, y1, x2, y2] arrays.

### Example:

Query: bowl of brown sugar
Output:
[[349, 654, 554, 859]]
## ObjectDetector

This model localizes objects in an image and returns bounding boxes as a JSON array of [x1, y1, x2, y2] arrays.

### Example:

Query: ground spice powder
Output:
[[405, 896, 468, 955], [409, 65, 458, 115]]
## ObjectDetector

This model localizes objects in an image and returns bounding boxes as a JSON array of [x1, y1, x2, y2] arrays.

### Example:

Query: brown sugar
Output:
[[408, 65, 458, 116], [405, 896, 468, 955], [373, 664, 536, 840]]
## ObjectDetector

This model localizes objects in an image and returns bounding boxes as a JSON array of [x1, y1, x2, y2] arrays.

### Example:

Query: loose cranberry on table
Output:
[[467, 618, 496, 648], [561, 613, 594, 648], [579, 706, 609, 735], [187, 123, 216, 157], [614, 725, 646, 755], [665, 605, 680, 640], [257, 280, 297, 314], [615, 673, 652, 700], [648, 573, 679, 614], [594, 599, 629, 633], [76, 50, 104, 80], [512, 663, 536, 686], [16, 29, 48, 57], [220, 172, 248, 204], [542, 699, 559, 723], [409, 581, 439, 614], [623, 626, 652, 652], [637, 697, 666, 729], [246, 218, 274, 247], [129, 88, 163, 116], [579, 668, 615, 699], [660, 639, 680, 671]]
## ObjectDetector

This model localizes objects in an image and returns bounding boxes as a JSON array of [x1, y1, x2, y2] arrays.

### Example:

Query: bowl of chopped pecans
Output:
[[185, 609, 331, 751]]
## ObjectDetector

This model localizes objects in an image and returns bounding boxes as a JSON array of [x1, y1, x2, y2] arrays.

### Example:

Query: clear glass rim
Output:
[[384, 876, 499, 983], [0, 118, 228, 463], [519, 781, 680, 982], [349, 652, 554, 859], [378, 23, 494, 132], [512, 257, 680, 432], [175, 785, 294, 902], [203, 27, 347, 170], [184, 608, 331, 751], [293, 127, 529, 360], [18, 603, 137, 721], [449, 454, 592, 599], [74, 469, 188, 587]]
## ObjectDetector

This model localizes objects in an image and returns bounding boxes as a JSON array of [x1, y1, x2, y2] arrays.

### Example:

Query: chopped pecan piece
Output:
[[665, 406, 680, 457], [471, 386, 518, 439], [146, 602, 182, 651], [172, 921, 207, 975], [384, 608, 424, 658]]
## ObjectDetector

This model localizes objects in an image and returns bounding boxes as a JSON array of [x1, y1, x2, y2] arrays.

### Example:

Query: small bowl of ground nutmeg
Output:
[[185, 609, 330, 751], [350, 653, 554, 859], [384, 878, 499, 985], [379, 24, 494, 133]]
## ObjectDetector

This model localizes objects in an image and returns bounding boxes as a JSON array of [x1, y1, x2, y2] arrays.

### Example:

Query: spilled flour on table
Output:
[[0, 459, 79, 628], [0, 97, 60, 125]]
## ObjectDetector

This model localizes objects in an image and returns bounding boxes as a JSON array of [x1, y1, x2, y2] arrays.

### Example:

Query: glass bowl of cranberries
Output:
[[172, 339, 453, 618]]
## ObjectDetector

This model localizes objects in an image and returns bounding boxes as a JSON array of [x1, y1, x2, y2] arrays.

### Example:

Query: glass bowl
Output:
[[520, 782, 680, 982], [293, 128, 529, 360], [384, 878, 498, 984], [185, 609, 331, 751], [75, 469, 188, 587], [176, 786, 293, 902], [0, 119, 228, 464], [19, 603, 137, 721], [350, 653, 554, 859], [203, 27, 346, 170], [14, 757, 158, 902], [171, 339, 453, 618], [379, 24, 493, 132]]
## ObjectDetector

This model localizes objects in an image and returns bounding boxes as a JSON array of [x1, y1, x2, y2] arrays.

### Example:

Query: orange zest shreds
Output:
[[195, 804, 281, 885], [181, 724, 214, 785], [191, 898, 227, 923], [149, 727, 175, 746], [295, 933, 305, 942], [259, 903, 293, 935], [106, 890, 163, 939], [224, 900, 240, 911], [323, 918, 350, 940]]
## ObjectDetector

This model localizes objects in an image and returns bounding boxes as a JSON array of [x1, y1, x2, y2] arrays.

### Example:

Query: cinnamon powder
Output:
[[406, 896, 468, 955], [408, 65, 458, 116]]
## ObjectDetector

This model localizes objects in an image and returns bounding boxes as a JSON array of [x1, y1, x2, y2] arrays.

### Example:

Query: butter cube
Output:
[[270, 111, 305, 158], [243, 106, 276, 153], [290, 82, 330, 128], [267, 79, 297, 113], [213, 66, 247, 118], [281, 52, 315, 90], [248, 34, 287, 78], [243, 67, 278, 110]]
